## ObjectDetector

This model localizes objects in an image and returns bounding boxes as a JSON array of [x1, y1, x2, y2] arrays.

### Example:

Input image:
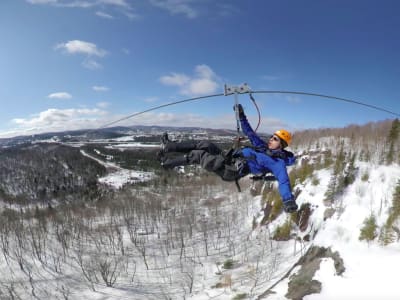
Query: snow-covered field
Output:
[[105, 142, 159, 149], [81, 148, 156, 188], [98, 169, 154, 188]]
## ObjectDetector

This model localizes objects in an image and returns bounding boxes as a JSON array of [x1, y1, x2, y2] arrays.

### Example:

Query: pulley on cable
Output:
[[224, 83, 262, 148]]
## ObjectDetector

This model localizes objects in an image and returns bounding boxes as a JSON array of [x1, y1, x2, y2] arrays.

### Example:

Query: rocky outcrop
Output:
[[285, 246, 345, 300], [257, 246, 344, 300]]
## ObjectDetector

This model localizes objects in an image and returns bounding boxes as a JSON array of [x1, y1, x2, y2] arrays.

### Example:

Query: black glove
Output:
[[283, 199, 298, 213], [234, 104, 246, 119]]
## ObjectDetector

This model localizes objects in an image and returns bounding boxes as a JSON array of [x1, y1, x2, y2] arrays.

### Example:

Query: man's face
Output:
[[267, 135, 281, 150]]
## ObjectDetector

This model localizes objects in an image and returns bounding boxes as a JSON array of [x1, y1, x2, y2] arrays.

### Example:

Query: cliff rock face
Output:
[[0, 144, 106, 202], [286, 246, 345, 300]]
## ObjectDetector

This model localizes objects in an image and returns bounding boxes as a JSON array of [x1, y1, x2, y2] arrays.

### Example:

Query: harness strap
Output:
[[234, 179, 241, 192]]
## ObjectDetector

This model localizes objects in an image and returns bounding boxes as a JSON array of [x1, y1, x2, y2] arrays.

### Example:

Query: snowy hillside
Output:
[[265, 161, 400, 300], [1, 152, 399, 299]]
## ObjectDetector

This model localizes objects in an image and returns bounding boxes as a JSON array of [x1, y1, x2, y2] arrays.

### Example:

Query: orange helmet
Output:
[[274, 129, 292, 148]]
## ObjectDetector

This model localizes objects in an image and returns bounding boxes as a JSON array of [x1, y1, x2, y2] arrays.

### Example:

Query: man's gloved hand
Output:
[[234, 104, 246, 119], [283, 199, 298, 213]]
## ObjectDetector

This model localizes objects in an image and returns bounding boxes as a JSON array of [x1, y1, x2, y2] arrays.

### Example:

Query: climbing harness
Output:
[[223, 84, 253, 191], [223, 83, 281, 191]]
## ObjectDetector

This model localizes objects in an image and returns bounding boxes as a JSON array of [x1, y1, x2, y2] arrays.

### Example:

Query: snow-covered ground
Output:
[[268, 162, 400, 300], [1, 148, 400, 299], [105, 142, 159, 149], [81, 149, 155, 188], [98, 169, 154, 188]]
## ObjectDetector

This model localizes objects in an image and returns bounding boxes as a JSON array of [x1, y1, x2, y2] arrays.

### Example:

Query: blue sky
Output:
[[1, 0, 400, 138]]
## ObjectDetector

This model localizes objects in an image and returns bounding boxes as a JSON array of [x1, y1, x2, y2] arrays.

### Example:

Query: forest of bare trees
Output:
[[0, 118, 399, 299], [0, 172, 297, 299], [292, 119, 400, 164]]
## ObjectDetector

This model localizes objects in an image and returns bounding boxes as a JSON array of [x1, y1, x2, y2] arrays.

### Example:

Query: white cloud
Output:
[[149, 0, 198, 19], [95, 11, 114, 19], [99, 0, 131, 8], [26, 0, 57, 4], [96, 101, 111, 108], [143, 97, 159, 103], [123, 11, 140, 20], [160, 73, 190, 87], [27, 0, 136, 19], [160, 64, 220, 96], [109, 111, 288, 134], [54, 40, 107, 69], [82, 59, 103, 70], [27, 0, 237, 20], [7, 108, 107, 136], [1, 107, 289, 138], [48, 92, 72, 99], [27, 0, 131, 8], [286, 95, 302, 104], [106, 111, 231, 128], [55, 40, 107, 57], [216, 3, 239, 17], [93, 85, 110, 92]]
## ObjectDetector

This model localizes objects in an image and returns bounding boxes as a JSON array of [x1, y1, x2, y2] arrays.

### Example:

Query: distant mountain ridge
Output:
[[0, 125, 238, 147]]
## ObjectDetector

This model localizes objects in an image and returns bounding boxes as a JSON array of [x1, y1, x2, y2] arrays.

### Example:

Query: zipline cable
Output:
[[251, 90, 400, 118], [100, 90, 400, 128], [100, 93, 224, 128]]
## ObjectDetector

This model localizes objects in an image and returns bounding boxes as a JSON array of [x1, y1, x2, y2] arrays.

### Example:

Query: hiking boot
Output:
[[161, 132, 170, 148], [160, 155, 189, 169], [157, 132, 170, 159]]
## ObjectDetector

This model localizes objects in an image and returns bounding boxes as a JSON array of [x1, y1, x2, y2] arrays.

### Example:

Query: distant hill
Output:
[[0, 125, 238, 147], [291, 119, 399, 164], [0, 143, 107, 203]]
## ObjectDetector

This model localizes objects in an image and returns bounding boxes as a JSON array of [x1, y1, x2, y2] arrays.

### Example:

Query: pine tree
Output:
[[359, 214, 378, 242], [343, 152, 357, 187], [379, 224, 395, 246], [386, 119, 400, 164], [380, 181, 400, 245], [324, 143, 347, 205]]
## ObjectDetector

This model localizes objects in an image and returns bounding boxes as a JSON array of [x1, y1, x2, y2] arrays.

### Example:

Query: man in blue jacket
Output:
[[158, 104, 298, 213]]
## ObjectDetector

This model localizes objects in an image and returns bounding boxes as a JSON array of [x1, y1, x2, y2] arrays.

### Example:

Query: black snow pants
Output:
[[162, 141, 246, 181]]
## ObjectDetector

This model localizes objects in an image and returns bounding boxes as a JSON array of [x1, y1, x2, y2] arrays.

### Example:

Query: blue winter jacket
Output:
[[239, 117, 296, 202]]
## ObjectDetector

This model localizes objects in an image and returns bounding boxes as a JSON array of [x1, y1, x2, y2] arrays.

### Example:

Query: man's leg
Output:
[[187, 150, 225, 173], [161, 149, 225, 170], [159, 133, 224, 170], [160, 133, 197, 153], [163, 139, 222, 154], [160, 155, 189, 169], [162, 150, 241, 183], [195, 141, 222, 155], [188, 150, 239, 181]]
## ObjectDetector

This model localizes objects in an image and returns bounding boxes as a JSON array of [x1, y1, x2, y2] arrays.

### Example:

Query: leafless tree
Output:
[[97, 255, 126, 287]]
